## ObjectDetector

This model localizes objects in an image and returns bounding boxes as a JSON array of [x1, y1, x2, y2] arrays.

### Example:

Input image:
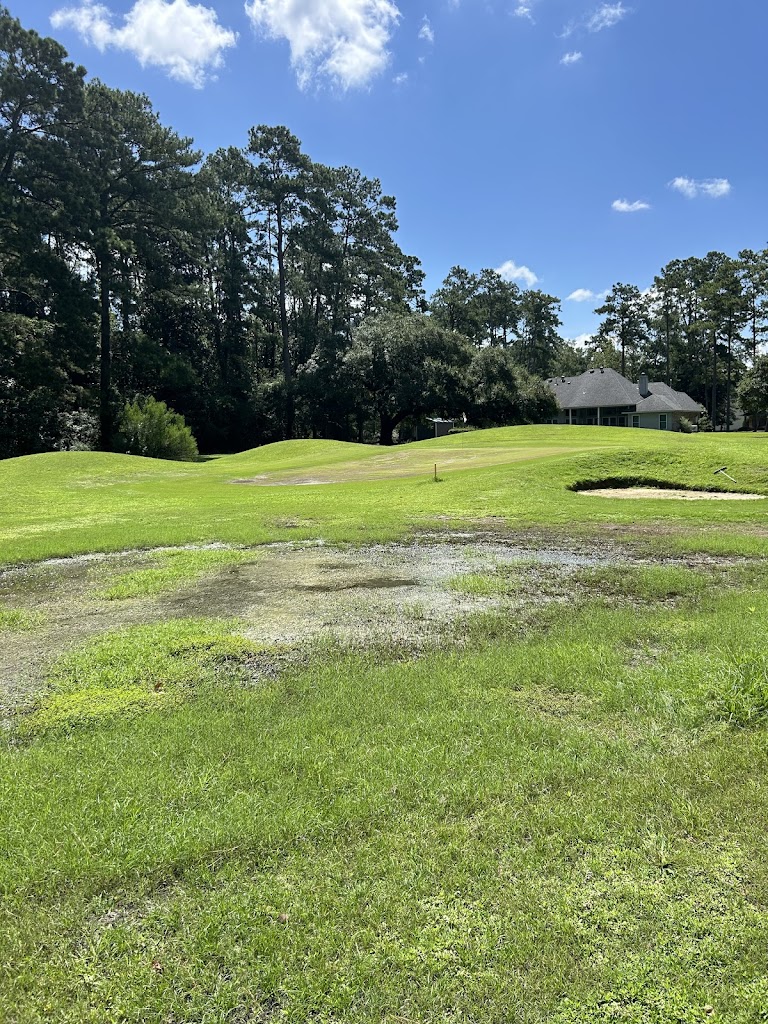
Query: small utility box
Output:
[[428, 418, 454, 438]]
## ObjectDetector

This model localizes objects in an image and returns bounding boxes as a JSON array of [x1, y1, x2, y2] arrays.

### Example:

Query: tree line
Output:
[[584, 252, 768, 429], [1, 9, 564, 458], [2, 8, 768, 459]]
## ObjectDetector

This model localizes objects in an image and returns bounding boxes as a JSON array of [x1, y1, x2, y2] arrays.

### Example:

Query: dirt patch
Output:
[[0, 534, 755, 718], [233, 477, 330, 486], [579, 487, 765, 501], [0, 539, 617, 714]]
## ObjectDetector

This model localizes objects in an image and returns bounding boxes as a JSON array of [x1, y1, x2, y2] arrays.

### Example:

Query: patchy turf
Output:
[[3, 428, 768, 1022]]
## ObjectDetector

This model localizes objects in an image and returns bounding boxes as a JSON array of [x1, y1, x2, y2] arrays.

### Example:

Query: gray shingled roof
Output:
[[546, 368, 703, 415], [638, 382, 704, 415], [547, 368, 643, 409]]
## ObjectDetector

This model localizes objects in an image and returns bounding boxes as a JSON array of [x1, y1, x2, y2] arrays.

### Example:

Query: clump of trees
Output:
[[3, 7, 767, 460], [0, 8, 571, 460], [585, 250, 768, 429]]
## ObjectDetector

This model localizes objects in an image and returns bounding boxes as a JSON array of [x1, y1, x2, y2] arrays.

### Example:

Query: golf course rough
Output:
[[2, 425, 768, 1023]]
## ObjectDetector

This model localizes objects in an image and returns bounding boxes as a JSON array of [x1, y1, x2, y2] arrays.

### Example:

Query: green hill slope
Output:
[[2, 427, 767, 563]]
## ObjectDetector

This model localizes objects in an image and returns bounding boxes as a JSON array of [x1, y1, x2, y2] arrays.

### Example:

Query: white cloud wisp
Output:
[[418, 15, 433, 43], [245, 0, 400, 90], [51, 0, 237, 86], [566, 288, 607, 302], [669, 176, 731, 199], [560, 50, 582, 64], [496, 260, 539, 288], [587, 2, 629, 31], [612, 198, 650, 212]]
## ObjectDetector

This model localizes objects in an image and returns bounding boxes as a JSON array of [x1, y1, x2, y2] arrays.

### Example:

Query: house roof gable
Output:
[[546, 368, 703, 415], [546, 367, 641, 409]]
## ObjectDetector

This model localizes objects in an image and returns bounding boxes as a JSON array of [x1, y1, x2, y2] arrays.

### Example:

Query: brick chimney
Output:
[[639, 373, 649, 397]]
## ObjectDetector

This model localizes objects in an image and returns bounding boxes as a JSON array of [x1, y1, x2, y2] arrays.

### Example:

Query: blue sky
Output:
[[17, 0, 768, 343]]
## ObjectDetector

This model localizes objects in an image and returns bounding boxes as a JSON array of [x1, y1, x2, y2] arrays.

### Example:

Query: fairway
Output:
[[3, 425, 768, 564], [3, 427, 768, 1023], [230, 442, 607, 485]]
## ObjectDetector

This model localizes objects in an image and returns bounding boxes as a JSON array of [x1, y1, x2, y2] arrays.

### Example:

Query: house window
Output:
[[659, 414, 668, 430], [632, 415, 639, 428]]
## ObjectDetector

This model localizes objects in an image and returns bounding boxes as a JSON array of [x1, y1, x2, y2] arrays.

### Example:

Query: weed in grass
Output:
[[573, 564, 707, 604], [0, 608, 42, 631], [708, 650, 768, 726], [98, 547, 252, 600], [21, 618, 257, 734], [449, 559, 569, 600]]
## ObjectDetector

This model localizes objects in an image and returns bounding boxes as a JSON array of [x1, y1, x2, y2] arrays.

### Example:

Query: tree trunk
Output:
[[726, 330, 732, 432], [204, 247, 225, 384], [711, 330, 718, 429], [98, 252, 112, 450], [620, 331, 626, 377], [378, 413, 397, 446], [276, 202, 293, 439], [664, 303, 671, 385]]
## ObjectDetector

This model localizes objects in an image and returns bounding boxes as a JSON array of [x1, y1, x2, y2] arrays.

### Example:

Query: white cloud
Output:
[[669, 176, 698, 198], [560, 50, 582, 64], [700, 179, 731, 198], [514, 3, 534, 20], [418, 15, 433, 43], [587, 2, 629, 31], [612, 198, 651, 213], [496, 260, 539, 288], [392, 70, 407, 84], [669, 176, 731, 199], [51, 0, 236, 87], [571, 333, 594, 348], [566, 288, 606, 302], [245, 0, 400, 90]]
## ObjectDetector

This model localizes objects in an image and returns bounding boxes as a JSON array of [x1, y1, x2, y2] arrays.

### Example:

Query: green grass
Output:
[[450, 561, 709, 603], [4, 428, 768, 1021], [21, 618, 257, 734], [0, 608, 41, 631], [2, 427, 768, 565], [3, 587, 768, 1020], [98, 547, 253, 600]]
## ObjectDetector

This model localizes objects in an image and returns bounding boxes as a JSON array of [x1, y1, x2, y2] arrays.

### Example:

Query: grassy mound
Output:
[[2, 427, 768, 564]]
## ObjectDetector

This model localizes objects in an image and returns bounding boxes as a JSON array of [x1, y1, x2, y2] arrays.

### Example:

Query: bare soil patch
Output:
[[0, 539, 615, 714], [0, 533, 756, 719]]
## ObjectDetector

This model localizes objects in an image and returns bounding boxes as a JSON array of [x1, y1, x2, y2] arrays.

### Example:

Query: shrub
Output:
[[116, 396, 198, 461], [697, 411, 713, 432], [54, 408, 98, 450], [677, 416, 694, 434]]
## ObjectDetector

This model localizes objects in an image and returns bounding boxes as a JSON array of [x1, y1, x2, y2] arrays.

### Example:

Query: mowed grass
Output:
[[4, 428, 768, 1021], [3, 426, 768, 564]]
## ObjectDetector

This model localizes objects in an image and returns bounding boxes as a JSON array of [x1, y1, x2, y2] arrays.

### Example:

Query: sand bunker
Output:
[[579, 487, 765, 501]]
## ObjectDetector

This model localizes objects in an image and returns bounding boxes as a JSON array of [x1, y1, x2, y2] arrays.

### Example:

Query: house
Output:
[[545, 368, 704, 431]]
